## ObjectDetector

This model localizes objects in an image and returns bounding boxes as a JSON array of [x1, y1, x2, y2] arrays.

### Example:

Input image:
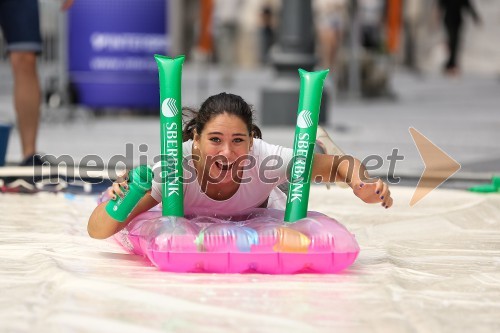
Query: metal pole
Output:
[[168, 0, 182, 56], [273, 0, 315, 74], [58, 11, 68, 104], [261, 0, 328, 125], [348, 0, 361, 99]]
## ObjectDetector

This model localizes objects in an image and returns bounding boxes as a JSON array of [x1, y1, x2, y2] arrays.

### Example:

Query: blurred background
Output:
[[1, 0, 499, 190]]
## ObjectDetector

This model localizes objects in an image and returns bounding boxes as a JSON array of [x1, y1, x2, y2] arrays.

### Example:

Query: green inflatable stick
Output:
[[105, 165, 153, 222], [468, 176, 500, 193], [155, 54, 185, 217], [284, 69, 329, 223]]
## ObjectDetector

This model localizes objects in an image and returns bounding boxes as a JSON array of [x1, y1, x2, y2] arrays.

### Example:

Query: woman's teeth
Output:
[[215, 161, 232, 171]]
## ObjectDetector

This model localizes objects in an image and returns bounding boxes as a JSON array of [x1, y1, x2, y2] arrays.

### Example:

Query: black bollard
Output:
[[261, 0, 328, 125]]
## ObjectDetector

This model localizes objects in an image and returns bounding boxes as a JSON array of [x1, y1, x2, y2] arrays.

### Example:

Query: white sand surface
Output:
[[1, 187, 499, 333]]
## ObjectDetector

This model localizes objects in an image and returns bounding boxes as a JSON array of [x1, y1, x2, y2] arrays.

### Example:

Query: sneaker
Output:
[[19, 153, 47, 167], [18, 154, 51, 185], [1, 178, 38, 194], [315, 126, 349, 189]]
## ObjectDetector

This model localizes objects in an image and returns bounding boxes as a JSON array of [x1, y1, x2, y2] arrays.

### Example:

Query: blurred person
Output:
[[182, 0, 201, 59], [212, 0, 243, 86], [195, 0, 214, 58], [402, 0, 427, 72], [353, 0, 394, 98], [259, 5, 275, 65], [385, 0, 402, 55], [313, 0, 347, 70], [358, 0, 385, 51], [438, 0, 481, 76], [0, 0, 74, 166]]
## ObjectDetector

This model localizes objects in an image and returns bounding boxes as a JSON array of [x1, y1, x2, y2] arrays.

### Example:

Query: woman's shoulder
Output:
[[252, 138, 277, 149], [252, 138, 287, 154], [183, 140, 193, 155]]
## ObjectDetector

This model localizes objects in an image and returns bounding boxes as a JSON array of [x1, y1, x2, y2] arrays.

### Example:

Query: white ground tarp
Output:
[[1, 187, 499, 333]]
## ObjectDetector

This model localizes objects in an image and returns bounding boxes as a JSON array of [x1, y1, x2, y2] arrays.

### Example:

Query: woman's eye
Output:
[[209, 137, 221, 143], [233, 138, 244, 143]]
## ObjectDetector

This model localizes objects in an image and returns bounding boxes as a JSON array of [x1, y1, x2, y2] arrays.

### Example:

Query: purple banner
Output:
[[68, 0, 168, 107]]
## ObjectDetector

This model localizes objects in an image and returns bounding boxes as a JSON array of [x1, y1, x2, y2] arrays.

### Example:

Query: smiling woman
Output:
[[149, 92, 293, 215], [88, 92, 393, 240], [182, 93, 261, 201]]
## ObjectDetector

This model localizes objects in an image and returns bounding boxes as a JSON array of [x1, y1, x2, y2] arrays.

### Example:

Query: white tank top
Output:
[[151, 139, 294, 216]]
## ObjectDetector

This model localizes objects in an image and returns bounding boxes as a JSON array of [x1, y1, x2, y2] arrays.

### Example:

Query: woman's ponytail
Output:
[[182, 107, 198, 141], [251, 124, 262, 139]]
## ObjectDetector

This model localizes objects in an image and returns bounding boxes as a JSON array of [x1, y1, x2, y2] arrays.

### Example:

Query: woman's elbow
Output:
[[87, 220, 111, 239], [87, 227, 105, 239], [87, 205, 116, 239]]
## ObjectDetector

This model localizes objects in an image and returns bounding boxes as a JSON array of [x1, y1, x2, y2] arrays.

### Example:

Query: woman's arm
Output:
[[87, 192, 158, 239], [312, 153, 367, 185], [312, 153, 393, 208]]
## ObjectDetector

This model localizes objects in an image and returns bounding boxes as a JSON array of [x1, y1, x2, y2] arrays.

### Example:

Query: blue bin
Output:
[[68, 0, 168, 108], [0, 124, 12, 166]]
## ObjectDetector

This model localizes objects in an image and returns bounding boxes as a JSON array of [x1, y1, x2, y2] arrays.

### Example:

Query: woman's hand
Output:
[[352, 179, 393, 209], [107, 170, 130, 200]]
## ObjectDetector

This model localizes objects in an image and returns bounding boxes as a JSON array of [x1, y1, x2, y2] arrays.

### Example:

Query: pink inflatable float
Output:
[[111, 208, 359, 274]]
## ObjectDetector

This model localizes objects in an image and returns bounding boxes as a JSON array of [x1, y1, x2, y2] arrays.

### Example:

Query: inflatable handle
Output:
[[284, 69, 329, 223], [105, 165, 153, 222], [155, 54, 185, 217]]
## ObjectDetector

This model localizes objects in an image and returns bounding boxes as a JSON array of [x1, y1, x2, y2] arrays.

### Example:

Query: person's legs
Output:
[[0, 0, 43, 161], [448, 23, 461, 71], [10, 51, 41, 159], [318, 26, 336, 69], [444, 20, 461, 73], [216, 22, 237, 86]]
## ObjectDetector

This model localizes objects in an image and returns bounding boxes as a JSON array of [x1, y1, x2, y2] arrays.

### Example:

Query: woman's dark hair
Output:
[[182, 92, 262, 141]]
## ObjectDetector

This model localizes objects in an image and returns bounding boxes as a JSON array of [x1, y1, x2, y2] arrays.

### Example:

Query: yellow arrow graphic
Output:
[[409, 127, 461, 206]]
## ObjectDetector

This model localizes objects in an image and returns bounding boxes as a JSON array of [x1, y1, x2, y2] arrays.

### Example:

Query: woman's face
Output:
[[193, 113, 253, 185]]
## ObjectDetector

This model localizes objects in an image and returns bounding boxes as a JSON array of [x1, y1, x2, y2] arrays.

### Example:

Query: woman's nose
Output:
[[219, 144, 233, 157]]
